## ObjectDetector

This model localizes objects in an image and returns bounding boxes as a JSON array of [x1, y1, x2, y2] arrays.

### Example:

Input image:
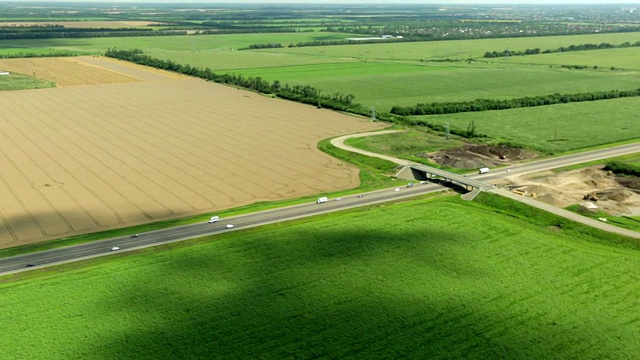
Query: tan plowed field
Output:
[[0, 57, 384, 248]]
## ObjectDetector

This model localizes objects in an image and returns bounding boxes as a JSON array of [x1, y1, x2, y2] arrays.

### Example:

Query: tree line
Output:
[[242, 38, 406, 50], [483, 41, 640, 58], [390, 89, 640, 116], [104, 48, 362, 114], [0, 27, 186, 40], [0, 50, 88, 59]]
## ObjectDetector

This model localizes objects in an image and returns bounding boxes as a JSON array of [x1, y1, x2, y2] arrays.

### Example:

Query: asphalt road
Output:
[[0, 182, 445, 275], [1, 138, 639, 275]]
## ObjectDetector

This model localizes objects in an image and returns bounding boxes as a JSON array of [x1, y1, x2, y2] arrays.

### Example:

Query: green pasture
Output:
[[265, 32, 640, 61], [0, 73, 54, 90], [2, 194, 640, 359], [344, 128, 464, 163], [0, 32, 355, 55], [417, 97, 640, 152], [233, 61, 640, 111], [483, 47, 640, 71]]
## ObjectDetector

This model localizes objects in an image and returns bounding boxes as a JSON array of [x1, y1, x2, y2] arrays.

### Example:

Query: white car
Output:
[[394, 187, 400, 192], [225, 224, 234, 229], [111, 246, 120, 251]]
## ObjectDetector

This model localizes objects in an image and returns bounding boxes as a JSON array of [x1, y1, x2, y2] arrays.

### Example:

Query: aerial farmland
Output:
[[0, 2, 639, 359], [0, 56, 384, 248]]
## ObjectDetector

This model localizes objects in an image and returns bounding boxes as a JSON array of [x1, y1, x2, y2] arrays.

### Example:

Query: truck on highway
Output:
[[316, 197, 328, 204], [478, 167, 489, 174]]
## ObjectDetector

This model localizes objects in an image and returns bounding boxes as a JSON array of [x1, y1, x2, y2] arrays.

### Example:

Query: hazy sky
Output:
[[2, 0, 639, 3]]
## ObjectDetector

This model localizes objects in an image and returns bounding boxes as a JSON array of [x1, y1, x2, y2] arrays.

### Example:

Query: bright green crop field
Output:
[[232, 61, 640, 111], [418, 97, 640, 152], [2, 194, 640, 359], [482, 47, 640, 71]]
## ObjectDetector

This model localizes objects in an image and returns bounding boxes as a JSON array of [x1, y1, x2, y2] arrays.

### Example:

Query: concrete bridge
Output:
[[396, 163, 495, 192]]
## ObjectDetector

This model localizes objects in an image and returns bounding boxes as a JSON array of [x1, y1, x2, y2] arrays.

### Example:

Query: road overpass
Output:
[[397, 163, 495, 191], [1, 134, 639, 275]]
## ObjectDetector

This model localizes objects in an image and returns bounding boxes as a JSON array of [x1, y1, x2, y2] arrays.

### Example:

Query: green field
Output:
[[416, 97, 640, 152], [0, 73, 54, 90], [263, 32, 640, 61], [3, 32, 639, 114], [482, 47, 640, 70], [232, 61, 640, 111], [2, 194, 640, 359]]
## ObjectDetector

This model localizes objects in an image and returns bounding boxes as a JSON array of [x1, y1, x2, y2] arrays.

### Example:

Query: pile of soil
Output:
[[501, 166, 640, 216], [423, 144, 537, 169], [618, 177, 640, 191], [599, 189, 635, 202]]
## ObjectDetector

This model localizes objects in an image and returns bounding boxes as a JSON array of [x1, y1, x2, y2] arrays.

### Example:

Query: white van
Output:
[[316, 197, 328, 204], [478, 167, 489, 174], [208, 216, 220, 223]]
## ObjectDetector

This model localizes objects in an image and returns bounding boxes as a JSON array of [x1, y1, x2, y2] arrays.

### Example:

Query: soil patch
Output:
[[500, 166, 640, 216], [423, 144, 537, 169]]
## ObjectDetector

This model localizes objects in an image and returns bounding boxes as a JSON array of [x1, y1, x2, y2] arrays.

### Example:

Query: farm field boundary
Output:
[[0, 56, 384, 248]]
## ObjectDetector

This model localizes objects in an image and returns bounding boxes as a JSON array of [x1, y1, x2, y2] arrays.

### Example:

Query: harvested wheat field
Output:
[[0, 57, 186, 87], [0, 57, 385, 248]]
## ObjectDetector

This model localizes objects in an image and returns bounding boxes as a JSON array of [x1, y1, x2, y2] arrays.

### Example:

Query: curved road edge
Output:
[[331, 131, 640, 239]]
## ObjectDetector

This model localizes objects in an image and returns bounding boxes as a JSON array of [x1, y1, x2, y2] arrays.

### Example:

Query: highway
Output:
[[0, 182, 446, 275], [1, 137, 639, 275]]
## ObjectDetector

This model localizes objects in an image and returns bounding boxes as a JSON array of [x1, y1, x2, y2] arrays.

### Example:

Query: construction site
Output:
[[426, 144, 640, 217]]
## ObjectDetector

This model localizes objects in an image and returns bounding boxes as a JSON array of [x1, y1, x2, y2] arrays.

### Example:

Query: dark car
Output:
[[26, 264, 35, 268]]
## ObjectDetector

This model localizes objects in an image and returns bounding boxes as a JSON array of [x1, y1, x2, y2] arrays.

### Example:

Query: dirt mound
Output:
[[599, 189, 635, 202], [426, 144, 537, 169], [502, 165, 640, 216], [536, 193, 561, 206], [429, 152, 496, 169], [576, 202, 599, 215], [464, 144, 537, 161], [618, 177, 640, 191]]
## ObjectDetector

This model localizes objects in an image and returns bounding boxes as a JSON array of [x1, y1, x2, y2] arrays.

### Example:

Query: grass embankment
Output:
[[343, 128, 473, 173], [564, 204, 640, 233], [2, 193, 640, 359]]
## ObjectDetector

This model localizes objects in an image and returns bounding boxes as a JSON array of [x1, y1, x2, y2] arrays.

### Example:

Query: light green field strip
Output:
[[2, 195, 640, 359]]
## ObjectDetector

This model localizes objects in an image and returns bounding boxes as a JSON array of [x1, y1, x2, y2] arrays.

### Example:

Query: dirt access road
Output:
[[332, 131, 640, 239]]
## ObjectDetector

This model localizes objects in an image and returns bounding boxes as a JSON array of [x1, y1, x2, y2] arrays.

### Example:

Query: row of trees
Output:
[[484, 41, 640, 58], [390, 89, 640, 116], [104, 49, 360, 113], [0, 50, 87, 59], [247, 43, 284, 49], [243, 37, 407, 50], [0, 28, 186, 40], [327, 22, 640, 43]]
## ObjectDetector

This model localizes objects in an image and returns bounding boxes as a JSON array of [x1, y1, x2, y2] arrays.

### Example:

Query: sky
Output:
[[2, 0, 639, 3]]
